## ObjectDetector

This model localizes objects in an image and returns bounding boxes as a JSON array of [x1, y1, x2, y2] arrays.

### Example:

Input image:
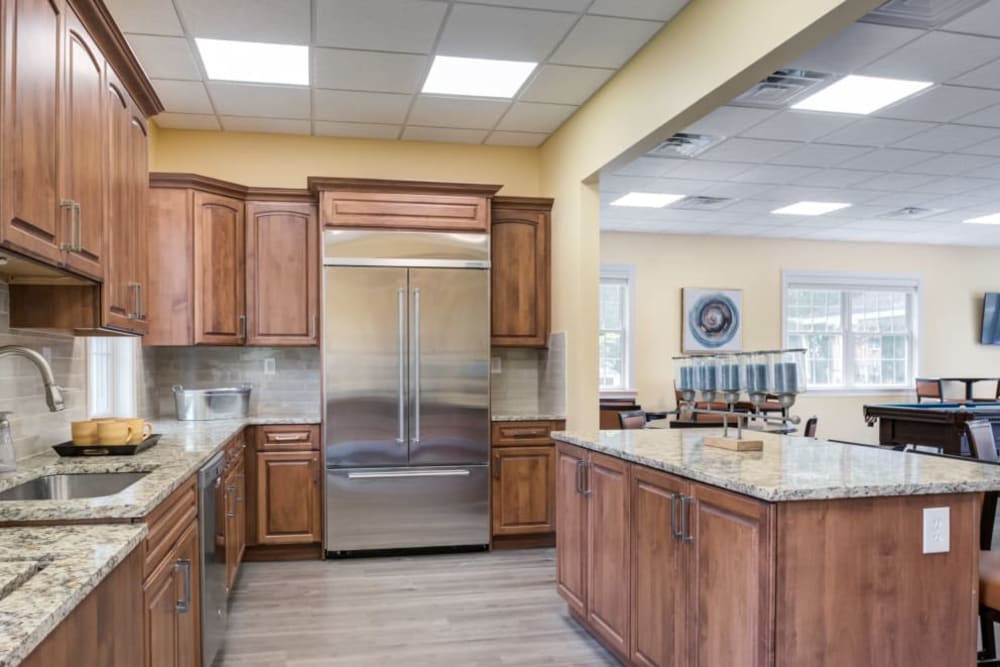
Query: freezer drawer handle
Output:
[[347, 469, 472, 479], [397, 287, 406, 445]]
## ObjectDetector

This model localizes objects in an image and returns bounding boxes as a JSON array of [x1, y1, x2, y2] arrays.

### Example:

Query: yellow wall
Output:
[[151, 129, 541, 195], [601, 232, 1000, 442]]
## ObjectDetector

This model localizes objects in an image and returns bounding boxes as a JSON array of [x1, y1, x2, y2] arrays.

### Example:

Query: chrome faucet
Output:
[[0, 346, 65, 412]]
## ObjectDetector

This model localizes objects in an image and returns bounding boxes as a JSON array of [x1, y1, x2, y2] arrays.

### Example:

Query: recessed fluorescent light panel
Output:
[[610, 193, 685, 208], [422, 55, 536, 98], [773, 201, 851, 216], [965, 213, 1000, 225], [195, 38, 308, 85], [791, 75, 932, 115]]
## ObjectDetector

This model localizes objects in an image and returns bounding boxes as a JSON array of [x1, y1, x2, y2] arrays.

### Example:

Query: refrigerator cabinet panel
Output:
[[325, 466, 490, 551], [408, 268, 490, 466], [324, 266, 410, 467]]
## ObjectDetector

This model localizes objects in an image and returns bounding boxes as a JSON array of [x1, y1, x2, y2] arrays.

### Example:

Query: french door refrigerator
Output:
[[323, 229, 490, 553]]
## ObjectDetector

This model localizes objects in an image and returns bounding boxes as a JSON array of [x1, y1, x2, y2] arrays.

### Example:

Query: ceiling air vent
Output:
[[671, 196, 734, 211], [731, 69, 833, 109], [648, 132, 722, 159], [862, 0, 989, 28], [879, 206, 943, 219]]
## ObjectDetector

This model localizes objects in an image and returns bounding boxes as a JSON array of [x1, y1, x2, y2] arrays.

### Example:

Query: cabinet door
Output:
[[631, 466, 691, 667], [256, 451, 321, 545], [126, 107, 149, 333], [689, 482, 774, 667], [236, 452, 247, 563], [173, 519, 200, 667], [193, 191, 245, 345], [224, 466, 238, 592], [101, 70, 136, 331], [491, 445, 555, 536], [1, 0, 66, 265], [245, 202, 318, 346], [555, 442, 588, 617], [61, 3, 104, 279], [490, 203, 550, 347], [587, 452, 630, 658], [143, 555, 178, 667]]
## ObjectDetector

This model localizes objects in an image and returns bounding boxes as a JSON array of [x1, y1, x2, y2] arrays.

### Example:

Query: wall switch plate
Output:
[[263, 358, 276, 376], [923, 507, 950, 554], [491, 357, 502, 374]]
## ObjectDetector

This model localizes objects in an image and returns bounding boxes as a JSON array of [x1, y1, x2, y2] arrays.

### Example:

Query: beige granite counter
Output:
[[0, 523, 146, 667], [0, 416, 319, 523], [553, 428, 1000, 501], [491, 414, 566, 422]]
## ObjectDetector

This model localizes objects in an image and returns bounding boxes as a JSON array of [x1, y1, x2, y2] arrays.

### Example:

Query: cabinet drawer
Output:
[[257, 425, 320, 451], [491, 421, 560, 446], [143, 475, 197, 579]]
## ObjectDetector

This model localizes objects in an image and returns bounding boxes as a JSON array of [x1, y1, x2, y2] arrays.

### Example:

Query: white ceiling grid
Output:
[[104, 0, 691, 145], [601, 0, 1000, 246]]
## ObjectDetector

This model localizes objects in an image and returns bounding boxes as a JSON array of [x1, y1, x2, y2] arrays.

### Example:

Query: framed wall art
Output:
[[682, 288, 743, 353]]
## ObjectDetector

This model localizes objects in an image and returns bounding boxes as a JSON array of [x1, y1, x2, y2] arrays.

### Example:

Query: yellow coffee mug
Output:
[[122, 418, 153, 444], [71, 420, 99, 446], [97, 420, 132, 445]]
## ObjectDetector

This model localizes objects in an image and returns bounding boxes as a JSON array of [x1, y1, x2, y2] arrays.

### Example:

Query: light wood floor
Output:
[[216, 549, 622, 666]]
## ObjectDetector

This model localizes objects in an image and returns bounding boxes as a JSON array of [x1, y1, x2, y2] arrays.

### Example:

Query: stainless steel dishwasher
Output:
[[199, 452, 227, 667]]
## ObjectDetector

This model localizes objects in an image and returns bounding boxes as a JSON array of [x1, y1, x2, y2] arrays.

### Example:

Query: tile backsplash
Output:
[[491, 332, 566, 418], [0, 282, 88, 460]]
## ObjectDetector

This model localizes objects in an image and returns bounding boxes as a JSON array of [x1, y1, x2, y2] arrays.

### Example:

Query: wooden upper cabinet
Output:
[[491, 197, 552, 348], [102, 72, 134, 331], [193, 191, 245, 345], [245, 201, 318, 346], [126, 110, 149, 332]]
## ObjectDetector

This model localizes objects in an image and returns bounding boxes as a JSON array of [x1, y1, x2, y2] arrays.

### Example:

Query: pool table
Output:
[[863, 402, 1000, 456]]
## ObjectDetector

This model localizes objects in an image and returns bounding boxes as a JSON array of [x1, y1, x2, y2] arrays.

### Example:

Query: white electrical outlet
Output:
[[491, 357, 502, 374], [922, 507, 950, 554], [263, 358, 276, 376]]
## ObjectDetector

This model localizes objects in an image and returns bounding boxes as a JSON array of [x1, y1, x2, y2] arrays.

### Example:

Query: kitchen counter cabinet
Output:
[[143, 517, 198, 667], [490, 197, 551, 348]]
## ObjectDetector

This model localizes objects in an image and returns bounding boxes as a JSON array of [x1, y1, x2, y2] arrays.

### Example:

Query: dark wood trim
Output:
[[149, 172, 248, 199], [308, 176, 502, 197], [245, 187, 315, 203], [243, 543, 323, 561], [491, 533, 555, 550], [491, 196, 555, 210], [68, 0, 163, 116]]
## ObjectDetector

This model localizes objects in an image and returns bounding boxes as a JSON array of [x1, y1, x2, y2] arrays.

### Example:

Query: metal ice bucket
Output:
[[173, 385, 252, 421]]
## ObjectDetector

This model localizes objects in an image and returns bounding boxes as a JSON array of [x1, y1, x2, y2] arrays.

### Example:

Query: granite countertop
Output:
[[0, 523, 146, 667], [0, 415, 319, 523], [491, 414, 567, 422], [553, 429, 1000, 502]]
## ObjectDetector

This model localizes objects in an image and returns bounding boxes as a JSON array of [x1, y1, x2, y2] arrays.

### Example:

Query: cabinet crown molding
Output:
[[493, 196, 554, 211], [149, 173, 314, 203], [308, 176, 502, 198]]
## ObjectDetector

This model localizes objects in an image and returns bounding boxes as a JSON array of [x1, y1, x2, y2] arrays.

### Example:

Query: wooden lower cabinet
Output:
[[143, 517, 200, 667], [223, 434, 247, 592], [255, 450, 322, 545], [491, 446, 555, 536], [586, 453, 630, 658], [555, 442, 588, 618]]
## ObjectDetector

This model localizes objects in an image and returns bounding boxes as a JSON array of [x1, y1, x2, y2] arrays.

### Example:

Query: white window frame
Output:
[[781, 270, 923, 396], [87, 337, 137, 418], [599, 264, 637, 395]]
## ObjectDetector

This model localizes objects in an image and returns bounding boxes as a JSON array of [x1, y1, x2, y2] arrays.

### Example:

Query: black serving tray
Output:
[[52, 434, 162, 457]]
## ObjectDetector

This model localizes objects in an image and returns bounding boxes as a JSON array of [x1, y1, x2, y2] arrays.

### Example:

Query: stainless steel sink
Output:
[[0, 472, 149, 501]]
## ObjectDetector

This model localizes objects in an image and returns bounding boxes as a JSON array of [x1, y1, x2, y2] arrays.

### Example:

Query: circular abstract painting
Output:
[[686, 291, 741, 350]]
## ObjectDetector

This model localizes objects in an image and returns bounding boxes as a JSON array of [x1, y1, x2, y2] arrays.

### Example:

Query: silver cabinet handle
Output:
[[175, 558, 192, 613], [670, 493, 683, 540], [226, 485, 237, 518], [270, 433, 307, 442], [136, 283, 143, 320], [681, 495, 695, 543], [239, 314, 247, 339], [575, 459, 583, 494], [74, 202, 82, 252], [397, 287, 405, 445], [581, 461, 592, 497], [347, 469, 470, 479], [412, 287, 421, 445], [127, 282, 140, 320], [236, 473, 244, 503], [59, 200, 77, 251]]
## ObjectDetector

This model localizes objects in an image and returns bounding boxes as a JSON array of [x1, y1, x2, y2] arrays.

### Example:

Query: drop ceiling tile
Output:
[[467, 0, 591, 11], [798, 169, 883, 188], [152, 113, 221, 131], [862, 191, 939, 208], [741, 110, 856, 142], [699, 138, 796, 163], [313, 49, 428, 93], [409, 96, 510, 129], [877, 85, 1000, 122], [819, 118, 935, 146], [314, 0, 447, 53], [958, 160, 1000, 178], [955, 102, 1000, 127], [104, 0, 183, 35], [958, 134, 1000, 156], [485, 131, 549, 147], [588, 0, 688, 21], [497, 102, 576, 133], [220, 116, 311, 135], [313, 89, 412, 123], [730, 164, 820, 185], [699, 181, 776, 199], [856, 172, 939, 191], [951, 58, 1000, 88], [520, 65, 614, 105], [152, 80, 214, 114], [600, 174, 656, 193], [612, 157, 681, 177], [862, 32, 1000, 82], [663, 161, 753, 181], [174, 0, 311, 43], [683, 106, 776, 137], [207, 82, 310, 118], [838, 148, 939, 171], [942, 1, 1000, 38], [125, 36, 201, 80], [787, 22, 923, 74], [550, 16, 662, 68], [769, 143, 872, 168], [892, 124, 1000, 151], [402, 126, 488, 144], [438, 5, 576, 61], [902, 152, 999, 175], [313, 121, 401, 139], [639, 177, 711, 196], [917, 176, 995, 194]]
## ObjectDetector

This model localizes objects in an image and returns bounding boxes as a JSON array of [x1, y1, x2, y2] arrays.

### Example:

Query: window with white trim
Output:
[[782, 271, 921, 391], [599, 266, 636, 391], [87, 337, 138, 418]]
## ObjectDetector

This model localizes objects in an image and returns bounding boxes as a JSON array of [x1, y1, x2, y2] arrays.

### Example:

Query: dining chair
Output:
[[618, 410, 647, 430], [965, 421, 1000, 665], [803, 417, 818, 438], [915, 378, 944, 403]]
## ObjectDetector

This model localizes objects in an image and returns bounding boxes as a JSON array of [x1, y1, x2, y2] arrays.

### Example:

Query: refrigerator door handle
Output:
[[347, 469, 471, 479], [412, 287, 421, 445], [396, 287, 406, 445]]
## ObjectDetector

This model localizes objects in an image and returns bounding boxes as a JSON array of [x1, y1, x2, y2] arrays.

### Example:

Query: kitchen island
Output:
[[552, 428, 1000, 667]]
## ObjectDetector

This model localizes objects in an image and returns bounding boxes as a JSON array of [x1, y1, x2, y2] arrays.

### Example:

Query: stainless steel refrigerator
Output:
[[323, 229, 490, 553]]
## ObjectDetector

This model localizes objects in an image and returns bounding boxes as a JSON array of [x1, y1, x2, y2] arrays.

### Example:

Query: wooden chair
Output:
[[915, 378, 944, 403], [618, 410, 647, 430], [966, 421, 1000, 665], [803, 417, 818, 438]]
